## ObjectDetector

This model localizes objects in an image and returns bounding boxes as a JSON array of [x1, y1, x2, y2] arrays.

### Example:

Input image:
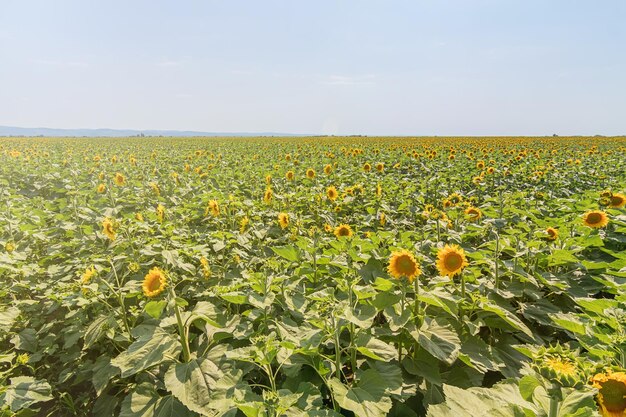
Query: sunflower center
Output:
[[147, 275, 162, 292], [396, 255, 416, 274], [444, 253, 462, 271], [611, 195, 624, 205], [599, 380, 626, 412], [587, 213, 602, 224], [338, 227, 350, 236]]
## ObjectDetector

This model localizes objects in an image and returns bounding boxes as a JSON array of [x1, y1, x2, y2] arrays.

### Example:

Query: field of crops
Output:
[[1, 136, 625, 417]]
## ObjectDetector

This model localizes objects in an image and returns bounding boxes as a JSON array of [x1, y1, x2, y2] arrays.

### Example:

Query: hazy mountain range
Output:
[[0, 125, 310, 137]]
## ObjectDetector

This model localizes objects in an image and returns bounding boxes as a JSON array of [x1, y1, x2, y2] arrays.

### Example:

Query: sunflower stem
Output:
[[547, 384, 560, 417], [413, 277, 421, 326], [170, 286, 191, 363], [494, 231, 500, 291]]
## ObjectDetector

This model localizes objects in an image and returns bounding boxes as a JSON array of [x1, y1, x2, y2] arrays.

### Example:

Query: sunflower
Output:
[[609, 193, 626, 209], [464, 206, 482, 222], [142, 267, 167, 297], [376, 183, 382, 198], [278, 212, 289, 229], [285, 170, 295, 181], [263, 188, 273, 203], [388, 250, 420, 282], [240, 216, 249, 233], [306, 168, 315, 179], [150, 182, 160, 196], [114, 172, 125, 186], [154, 204, 165, 223], [583, 210, 609, 228], [81, 266, 96, 285], [324, 164, 332, 175], [200, 257, 211, 278], [376, 163, 384, 172], [363, 163, 371, 172], [265, 174, 272, 185], [324, 223, 333, 233], [546, 227, 559, 241], [476, 161, 485, 170], [591, 370, 626, 417], [334, 224, 353, 238], [97, 183, 106, 193], [102, 218, 116, 241], [379, 212, 386, 226], [5, 242, 15, 253], [327, 186, 338, 201], [135, 212, 144, 222], [436, 244, 468, 277], [206, 200, 220, 217]]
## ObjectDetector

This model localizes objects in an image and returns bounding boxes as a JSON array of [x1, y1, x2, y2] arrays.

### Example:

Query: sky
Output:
[[1, 0, 625, 136]]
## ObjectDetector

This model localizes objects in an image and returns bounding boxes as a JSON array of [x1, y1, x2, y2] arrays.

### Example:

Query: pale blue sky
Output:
[[1, 1, 625, 135]]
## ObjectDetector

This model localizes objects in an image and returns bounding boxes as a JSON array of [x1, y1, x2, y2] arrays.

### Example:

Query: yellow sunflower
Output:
[[97, 183, 106, 193], [206, 200, 220, 217], [102, 218, 116, 241], [464, 206, 482, 222], [156, 204, 165, 223], [591, 370, 626, 417], [436, 244, 468, 277], [376, 162, 384, 172], [583, 210, 609, 228], [546, 227, 559, 241], [5, 242, 15, 253], [609, 193, 626, 209], [379, 212, 386, 226], [327, 186, 338, 201], [286, 170, 295, 181], [142, 267, 167, 297], [363, 163, 371, 172], [324, 164, 332, 175], [114, 172, 125, 186], [263, 188, 273, 203], [240, 216, 249, 233], [306, 168, 315, 179], [135, 212, 144, 222], [334, 224, 353, 238], [81, 266, 96, 285], [278, 212, 289, 229], [387, 250, 420, 282], [376, 183, 382, 198]]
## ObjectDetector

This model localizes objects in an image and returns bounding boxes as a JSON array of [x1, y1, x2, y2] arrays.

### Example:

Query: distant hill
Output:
[[0, 126, 310, 137]]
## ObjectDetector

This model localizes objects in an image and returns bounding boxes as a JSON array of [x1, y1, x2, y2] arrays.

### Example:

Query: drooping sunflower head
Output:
[[583, 210, 609, 228], [609, 193, 626, 209], [207, 200, 220, 217], [546, 227, 559, 241], [81, 266, 97, 285], [464, 206, 482, 222], [436, 244, 468, 277], [156, 204, 165, 223], [286, 170, 295, 181], [114, 172, 125, 186], [387, 250, 421, 282], [306, 168, 315, 179], [278, 212, 289, 229], [327, 186, 338, 201], [334, 224, 353, 239], [591, 370, 626, 417], [102, 217, 116, 241], [142, 267, 167, 297]]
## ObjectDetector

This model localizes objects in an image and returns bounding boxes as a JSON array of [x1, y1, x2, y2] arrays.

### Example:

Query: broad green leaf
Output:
[[272, 245, 300, 262], [119, 383, 195, 417], [411, 317, 461, 365], [111, 326, 181, 378], [3, 376, 53, 412]]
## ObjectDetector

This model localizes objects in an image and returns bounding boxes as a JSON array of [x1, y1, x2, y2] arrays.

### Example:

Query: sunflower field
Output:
[[1, 136, 626, 417]]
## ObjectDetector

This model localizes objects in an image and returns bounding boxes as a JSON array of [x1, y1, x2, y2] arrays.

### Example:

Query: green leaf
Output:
[[355, 334, 397, 361], [272, 245, 299, 262], [557, 388, 598, 417], [119, 383, 195, 417], [145, 300, 168, 319], [548, 249, 579, 266], [328, 372, 392, 417], [411, 317, 461, 365], [164, 358, 220, 414], [0, 307, 19, 333], [3, 377, 53, 412], [111, 326, 181, 378], [518, 375, 541, 401], [480, 300, 534, 338]]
